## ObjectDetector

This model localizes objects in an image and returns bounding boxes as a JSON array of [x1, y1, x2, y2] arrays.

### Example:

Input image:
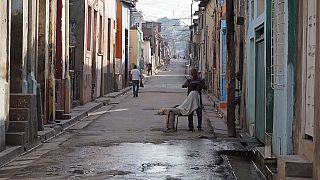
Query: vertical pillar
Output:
[[27, 0, 38, 94], [64, 0, 71, 114], [10, 0, 28, 94], [48, 0, 56, 122], [55, 0, 64, 113], [314, 0, 320, 178], [38, 0, 49, 123]]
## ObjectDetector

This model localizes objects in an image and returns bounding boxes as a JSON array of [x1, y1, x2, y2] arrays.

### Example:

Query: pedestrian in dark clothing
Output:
[[146, 62, 152, 76], [182, 68, 207, 131]]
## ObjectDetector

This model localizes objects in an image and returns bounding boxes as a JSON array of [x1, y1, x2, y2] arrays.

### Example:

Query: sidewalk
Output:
[[0, 86, 131, 168], [202, 94, 229, 138]]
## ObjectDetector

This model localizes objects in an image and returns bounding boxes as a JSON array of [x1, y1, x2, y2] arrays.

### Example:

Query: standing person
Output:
[[182, 68, 207, 131], [131, 65, 141, 97], [147, 62, 152, 76]]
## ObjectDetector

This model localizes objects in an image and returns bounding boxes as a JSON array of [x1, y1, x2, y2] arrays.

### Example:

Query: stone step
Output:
[[9, 108, 30, 121], [278, 155, 313, 179], [254, 146, 277, 164], [5, 132, 27, 146], [10, 94, 35, 108], [7, 121, 28, 133]]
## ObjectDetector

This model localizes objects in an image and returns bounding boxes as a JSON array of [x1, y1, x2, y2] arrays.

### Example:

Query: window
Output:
[[257, 0, 265, 17], [87, 6, 92, 51], [251, 0, 254, 19], [107, 18, 111, 60], [99, 15, 103, 53]]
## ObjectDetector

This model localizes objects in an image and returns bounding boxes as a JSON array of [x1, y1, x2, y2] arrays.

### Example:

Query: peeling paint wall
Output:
[[0, 0, 10, 151], [314, 0, 320, 177]]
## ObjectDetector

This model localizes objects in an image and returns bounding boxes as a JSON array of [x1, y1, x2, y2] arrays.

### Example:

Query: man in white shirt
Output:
[[131, 65, 141, 97]]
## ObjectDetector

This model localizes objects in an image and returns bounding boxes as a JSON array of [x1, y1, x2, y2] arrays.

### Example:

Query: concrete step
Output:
[[254, 147, 277, 164], [5, 132, 27, 146], [253, 147, 277, 179], [278, 155, 313, 179], [9, 108, 30, 121], [10, 94, 35, 108], [7, 121, 28, 133]]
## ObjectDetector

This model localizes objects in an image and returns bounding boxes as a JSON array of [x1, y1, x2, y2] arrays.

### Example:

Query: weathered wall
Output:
[[104, 0, 116, 93], [142, 41, 151, 66], [0, 0, 10, 151], [70, 0, 86, 104], [129, 30, 139, 67], [313, 0, 320, 178], [204, 0, 216, 96], [272, 0, 294, 155]]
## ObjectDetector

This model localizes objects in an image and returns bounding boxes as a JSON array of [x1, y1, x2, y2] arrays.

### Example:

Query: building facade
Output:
[[293, 0, 320, 178], [142, 22, 161, 70], [69, 0, 106, 105], [0, 0, 10, 151], [129, 27, 143, 70]]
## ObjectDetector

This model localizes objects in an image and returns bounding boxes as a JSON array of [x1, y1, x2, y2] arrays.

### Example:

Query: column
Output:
[[48, 0, 56, 122], [64, 0, 71, 114], [10, 0, 28, 93], [27, 0, 38, 94]]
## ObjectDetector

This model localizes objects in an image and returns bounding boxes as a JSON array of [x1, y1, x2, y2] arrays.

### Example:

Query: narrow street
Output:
[[0, 60, 244, 180]]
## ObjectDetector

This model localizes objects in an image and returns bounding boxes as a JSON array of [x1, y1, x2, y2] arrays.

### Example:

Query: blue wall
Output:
[[220, 20, 227, 101]]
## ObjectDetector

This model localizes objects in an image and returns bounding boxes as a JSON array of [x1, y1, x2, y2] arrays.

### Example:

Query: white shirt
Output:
[[131, 69, 141, 80], [177, 91, 201, 115]]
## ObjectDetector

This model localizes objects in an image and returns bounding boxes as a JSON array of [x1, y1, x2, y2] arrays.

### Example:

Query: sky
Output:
[[136, 0, 200, 26]]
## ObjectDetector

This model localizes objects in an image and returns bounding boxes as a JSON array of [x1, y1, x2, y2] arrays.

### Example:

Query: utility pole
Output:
[[226, 0, 236, 137], [191, 0, 194, 25]]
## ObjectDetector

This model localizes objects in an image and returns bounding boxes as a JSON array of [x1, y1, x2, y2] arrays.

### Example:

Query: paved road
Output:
[[0, 59, 241, 180]]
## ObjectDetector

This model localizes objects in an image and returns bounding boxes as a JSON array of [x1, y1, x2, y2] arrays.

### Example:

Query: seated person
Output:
[[159, 84, 201, 132]]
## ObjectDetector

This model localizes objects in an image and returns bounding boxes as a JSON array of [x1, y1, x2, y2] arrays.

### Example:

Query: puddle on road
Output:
[[62, 140, 240, 179], [227, 155, 262, 180], [7, 140, 242, 179]]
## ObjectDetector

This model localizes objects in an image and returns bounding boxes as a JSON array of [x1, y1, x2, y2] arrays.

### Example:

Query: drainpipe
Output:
[[64, 0, 71, 114]]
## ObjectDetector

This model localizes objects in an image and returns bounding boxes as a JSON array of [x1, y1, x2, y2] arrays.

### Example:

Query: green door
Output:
[[255, 39, 266, 143]]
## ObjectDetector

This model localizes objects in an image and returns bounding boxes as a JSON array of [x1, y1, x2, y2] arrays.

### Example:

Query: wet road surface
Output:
[[0, 59, 243, 180]]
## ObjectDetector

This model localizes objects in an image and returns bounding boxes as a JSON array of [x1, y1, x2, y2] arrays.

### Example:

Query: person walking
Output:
[[182, 68, 207, 131], [131, 65, 141, 98]]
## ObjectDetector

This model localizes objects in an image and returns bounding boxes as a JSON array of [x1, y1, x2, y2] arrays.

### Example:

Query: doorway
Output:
[[255, 26, 266, 143]]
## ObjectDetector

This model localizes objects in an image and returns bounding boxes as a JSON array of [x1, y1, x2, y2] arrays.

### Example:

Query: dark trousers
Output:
[[188, 107, 202, 129], [132, 80, 139, 97]]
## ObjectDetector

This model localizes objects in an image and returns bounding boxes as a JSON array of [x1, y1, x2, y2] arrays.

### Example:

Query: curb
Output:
[[206, 93, 227, 121], [0, 87, 131, 168], [105, 86, 132, 98], [0, 146, 24, 168]]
